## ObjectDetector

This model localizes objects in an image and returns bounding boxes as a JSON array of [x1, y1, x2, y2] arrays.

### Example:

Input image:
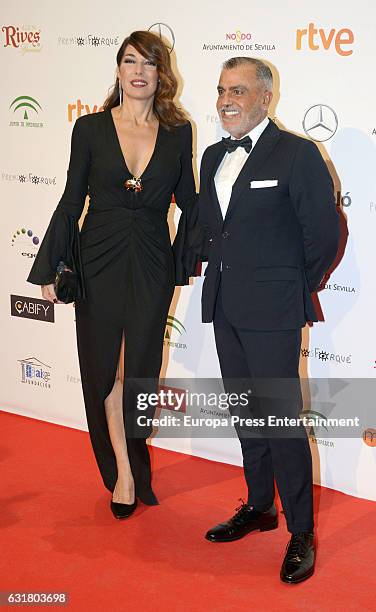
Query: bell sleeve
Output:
[[172, 122, 207, 286], [27, 117, 91, 297]]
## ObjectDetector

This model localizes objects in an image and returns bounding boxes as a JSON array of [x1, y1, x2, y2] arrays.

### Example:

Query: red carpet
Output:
[[1, 410, 375, 611]]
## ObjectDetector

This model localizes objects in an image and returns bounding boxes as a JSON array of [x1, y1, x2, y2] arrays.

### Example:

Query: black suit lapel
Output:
[[206, 144, 226, 225], [225, 120, 281, 219]]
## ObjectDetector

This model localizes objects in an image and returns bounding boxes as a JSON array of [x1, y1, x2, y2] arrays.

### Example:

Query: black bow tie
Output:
[[222, 135, 252, 154]]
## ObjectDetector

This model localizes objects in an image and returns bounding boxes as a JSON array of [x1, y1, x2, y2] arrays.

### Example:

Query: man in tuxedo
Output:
[[198, 57, 339, 583]]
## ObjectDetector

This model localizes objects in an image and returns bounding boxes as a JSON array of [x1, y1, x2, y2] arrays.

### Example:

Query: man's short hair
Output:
[[222, 57, 273, 90]]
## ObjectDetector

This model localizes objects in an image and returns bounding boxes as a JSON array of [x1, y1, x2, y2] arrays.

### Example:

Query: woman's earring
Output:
[[118, 81, 123, 106]]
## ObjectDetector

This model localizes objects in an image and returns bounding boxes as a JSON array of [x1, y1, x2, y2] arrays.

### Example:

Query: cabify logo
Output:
[[165, 315, 186, 340], [10, 95, 42, 120], [11, 295, 54, 323]]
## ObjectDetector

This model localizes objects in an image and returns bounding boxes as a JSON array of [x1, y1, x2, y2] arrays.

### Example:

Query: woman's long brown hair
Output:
[[103, 30, 187, 130]]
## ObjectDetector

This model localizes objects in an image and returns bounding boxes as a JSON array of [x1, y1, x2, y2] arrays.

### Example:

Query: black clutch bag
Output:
[[54, 260, 78, 304]]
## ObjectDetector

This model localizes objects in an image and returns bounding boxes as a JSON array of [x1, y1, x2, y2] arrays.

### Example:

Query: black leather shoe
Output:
[[280, 532, 315, 584], [205, 500, 278, 542], [110, 498, 138, 520]]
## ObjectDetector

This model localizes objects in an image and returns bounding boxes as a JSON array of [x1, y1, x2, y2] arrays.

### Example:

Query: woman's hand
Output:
[[41, 283, 60, 303]]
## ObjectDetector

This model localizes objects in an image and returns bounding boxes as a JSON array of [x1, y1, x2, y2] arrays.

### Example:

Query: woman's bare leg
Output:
[[104, 335, 135, 504]]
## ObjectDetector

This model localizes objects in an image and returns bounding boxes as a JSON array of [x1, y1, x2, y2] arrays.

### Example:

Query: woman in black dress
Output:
[[27, 31, 198, 519]]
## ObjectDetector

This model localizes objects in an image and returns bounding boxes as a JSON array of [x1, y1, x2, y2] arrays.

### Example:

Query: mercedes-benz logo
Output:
[[148, 23, 175, 53], [302, 104, 338, 142]]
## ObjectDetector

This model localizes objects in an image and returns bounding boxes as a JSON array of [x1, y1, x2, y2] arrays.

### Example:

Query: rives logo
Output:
[[296, 23, 354, 56], [2, 25, 41, 52]]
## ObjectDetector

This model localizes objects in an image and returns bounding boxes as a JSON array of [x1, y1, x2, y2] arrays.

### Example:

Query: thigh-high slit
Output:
[[74, 251, 173, 505]]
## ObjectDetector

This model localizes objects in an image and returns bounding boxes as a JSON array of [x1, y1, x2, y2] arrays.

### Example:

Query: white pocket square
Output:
[[250, 180, 278, 188]]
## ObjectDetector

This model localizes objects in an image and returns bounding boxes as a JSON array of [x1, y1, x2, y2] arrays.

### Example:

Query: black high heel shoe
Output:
[[110, 498, 138, 520]]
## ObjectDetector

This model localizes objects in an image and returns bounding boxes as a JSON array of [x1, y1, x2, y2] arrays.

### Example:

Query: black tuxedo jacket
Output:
[[198, 120, 339, 330]]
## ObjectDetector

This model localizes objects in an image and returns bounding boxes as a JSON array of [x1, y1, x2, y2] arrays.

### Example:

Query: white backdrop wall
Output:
[[1, 0, 375, 500]]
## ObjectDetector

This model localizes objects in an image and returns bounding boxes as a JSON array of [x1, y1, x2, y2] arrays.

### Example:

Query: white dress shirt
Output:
[[214, 116, 270, 220]]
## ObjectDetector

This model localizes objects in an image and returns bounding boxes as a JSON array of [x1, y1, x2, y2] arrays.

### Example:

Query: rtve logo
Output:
[[67, 99, 103, 122], [296, 23, 354, 56]]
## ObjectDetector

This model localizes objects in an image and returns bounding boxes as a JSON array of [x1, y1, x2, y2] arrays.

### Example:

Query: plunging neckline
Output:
[[108, 109, 161, 179]]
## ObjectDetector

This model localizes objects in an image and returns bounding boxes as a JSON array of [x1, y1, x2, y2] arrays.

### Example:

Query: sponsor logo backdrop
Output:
[[1, 0, 375, 501]]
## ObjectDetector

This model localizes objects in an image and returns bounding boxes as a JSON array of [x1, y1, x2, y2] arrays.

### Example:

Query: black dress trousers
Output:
[[213, 284, 314, 533]]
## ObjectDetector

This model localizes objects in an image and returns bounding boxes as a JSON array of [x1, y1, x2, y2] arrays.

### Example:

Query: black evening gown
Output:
[[27, 110, 199, 504]]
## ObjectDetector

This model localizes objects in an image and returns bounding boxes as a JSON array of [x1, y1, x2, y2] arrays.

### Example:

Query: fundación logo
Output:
[[9, 95, 44, 128], [2, 25, 41, 53], [302, 104, 338, 142], [148, 23, 175, 53], [11, 295, 54, 323], [18, 357, 51, 388], [296, 23, 354, 56]]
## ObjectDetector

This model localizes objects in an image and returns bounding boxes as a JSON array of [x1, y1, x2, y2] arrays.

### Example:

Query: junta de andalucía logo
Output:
[[9, 96, 43, 128], [164, 315, 187, 350]]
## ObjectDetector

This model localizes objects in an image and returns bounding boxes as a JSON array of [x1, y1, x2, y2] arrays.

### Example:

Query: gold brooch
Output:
[[125, 177, 143, 192]]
